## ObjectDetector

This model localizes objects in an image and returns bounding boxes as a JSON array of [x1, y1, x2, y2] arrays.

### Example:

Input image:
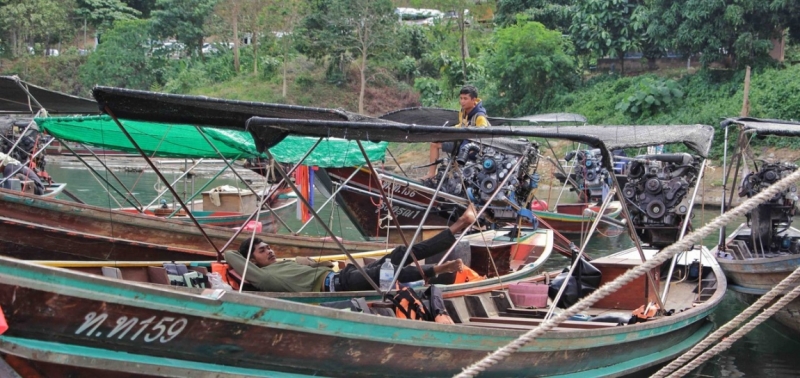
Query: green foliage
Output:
[[162, 63, 209, 93], [645, 0, 800, 68], [413, 76, 442, 107], [75, 0, 140, 30], [615, 77, 684, 117], [481, 18, 578, 116], [569, 0, 642, 66], [0, 0, 75, 57], [396, 55, 419, 83], [150, 0, 218, 55], [495, 0, 575, 32], [80, 19, 159, 89], [259, 55, 281, 79]]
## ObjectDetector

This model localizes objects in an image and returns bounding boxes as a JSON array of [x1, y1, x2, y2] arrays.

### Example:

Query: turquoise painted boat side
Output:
[[0, 336, 312, 378], [0, 253, 722, 354], [552, 322, 714, 378]]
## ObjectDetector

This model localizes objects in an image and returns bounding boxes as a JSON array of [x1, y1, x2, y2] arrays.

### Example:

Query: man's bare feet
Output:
[[434, 258, 464, 276], [462, 203, 477, 224]]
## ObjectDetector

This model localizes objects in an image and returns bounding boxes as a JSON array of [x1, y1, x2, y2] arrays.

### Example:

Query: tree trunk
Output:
[[232, 0, 240, 73], [253, 31, 258, 74], [358, 47, 367, 114], [459, 9, 468, 82], [282, 39, 288, 97]]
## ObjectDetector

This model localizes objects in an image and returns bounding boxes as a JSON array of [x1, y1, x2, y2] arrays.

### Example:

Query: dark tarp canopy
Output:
[[92, 86, 393, 128], [244, 118, 715, 158], [0, 76, 99, 115], [721, 117, 800, 137], [379, 107, 587, 126]]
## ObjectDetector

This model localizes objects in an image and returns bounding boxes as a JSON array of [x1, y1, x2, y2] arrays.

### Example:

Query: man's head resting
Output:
[[238, 237, 277, 267]]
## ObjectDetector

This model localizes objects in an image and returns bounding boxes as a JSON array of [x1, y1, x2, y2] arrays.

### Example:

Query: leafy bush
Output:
[[296, 73, 315, 89], [615, 77, 684, 117], [413, 77, 443, 107], [260, 56, 282, 80]]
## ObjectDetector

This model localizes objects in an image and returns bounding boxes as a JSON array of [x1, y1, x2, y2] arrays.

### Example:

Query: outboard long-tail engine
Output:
[[429, 139, 540, 224], [622, 153, 700, 247], [739, 161, 799, 253], [564, 149, 608, 202], [0, 117, 50, 172]]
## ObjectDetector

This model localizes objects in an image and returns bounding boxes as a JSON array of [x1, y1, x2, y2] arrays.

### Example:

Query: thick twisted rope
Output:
[[455, 167, 800, 378], [653, 265, 800, 377], [667, 282, 800, 377]]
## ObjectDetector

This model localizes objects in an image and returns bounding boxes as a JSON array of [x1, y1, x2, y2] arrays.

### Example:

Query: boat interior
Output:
[[721, 226, 800, 260], [38, 240, 720, 333]]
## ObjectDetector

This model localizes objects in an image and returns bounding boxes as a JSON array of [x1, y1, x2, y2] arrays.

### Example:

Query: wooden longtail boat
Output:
[[29, 227, 554, 305], [0, 244, 724, 377], [711, 117, 800, 333], [0, 188, 388, 261], [48, 86, 727, 376]]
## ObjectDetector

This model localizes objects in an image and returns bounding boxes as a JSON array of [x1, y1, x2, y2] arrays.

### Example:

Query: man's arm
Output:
[[224, 251, 287, 291]]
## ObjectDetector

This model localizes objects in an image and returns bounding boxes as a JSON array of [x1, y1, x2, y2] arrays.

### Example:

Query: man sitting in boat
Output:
[[424, 85, 490, 182], [225, 204, 478, 292], [0, 152, 44, 195]]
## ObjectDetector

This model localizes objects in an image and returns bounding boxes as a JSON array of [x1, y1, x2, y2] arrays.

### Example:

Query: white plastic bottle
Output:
[[379, 260, 395, 291]]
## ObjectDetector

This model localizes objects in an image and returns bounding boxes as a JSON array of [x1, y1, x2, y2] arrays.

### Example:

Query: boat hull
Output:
[[0, 247, 725, 377], [0, 188, 387, 261], [729, 285, 800, 334]]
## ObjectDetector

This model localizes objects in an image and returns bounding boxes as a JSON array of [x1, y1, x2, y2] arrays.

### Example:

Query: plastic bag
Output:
[[207, 272, 233, 291]]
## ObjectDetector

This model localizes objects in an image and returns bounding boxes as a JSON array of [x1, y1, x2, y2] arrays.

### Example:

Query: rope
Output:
[[653, 264, 800, 377], [454, 167, 800, 378]]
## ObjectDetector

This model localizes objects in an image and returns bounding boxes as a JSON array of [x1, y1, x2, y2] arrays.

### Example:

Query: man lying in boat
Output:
[[225, 204, 478, 292], [0, 152, 45, 195]]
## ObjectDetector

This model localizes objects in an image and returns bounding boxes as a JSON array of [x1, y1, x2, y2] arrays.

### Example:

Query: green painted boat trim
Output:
[[0, 256, 717, 353], [0, 336, 314, 377], [533, 206, 623, 223], [550, 322, 714, 378]]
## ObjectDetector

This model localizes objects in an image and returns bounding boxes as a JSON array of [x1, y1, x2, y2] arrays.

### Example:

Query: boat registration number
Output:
[[75, 311, 188, 343]]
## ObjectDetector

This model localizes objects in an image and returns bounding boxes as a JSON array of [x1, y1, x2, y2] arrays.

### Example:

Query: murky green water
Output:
[[45, 160, 800, 377]]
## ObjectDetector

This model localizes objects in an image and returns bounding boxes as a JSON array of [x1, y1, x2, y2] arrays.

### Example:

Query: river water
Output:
[[44, 159, 800, 377]]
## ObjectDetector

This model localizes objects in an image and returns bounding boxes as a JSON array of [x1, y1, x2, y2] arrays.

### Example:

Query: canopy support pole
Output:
[[355, 140, 410, 248], [660, 159, 706, 304], [295, 165, 363, 235], [193, 126, 294, 233], [103, 106, 222, 258], [77, 141, 145, 210], [266, 148, 381, 292], [719, 124, 731, 250], [355, 140, 427, 280], [216, 139, 324, 253], [146, 158, 205, 212], [12, 76, 44, 113], [385, 159, 455, 291], [609, 171, 666, 311], [437, 146, 532, 265], [47, 137, 142, 211]]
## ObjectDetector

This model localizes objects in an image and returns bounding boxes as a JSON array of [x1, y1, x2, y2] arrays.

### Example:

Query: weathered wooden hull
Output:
[[729, 285, 800, 334], [323, 167, 623, 241], [0, 188, 388, 261], [714, 224, 800, 333], [0, 249, 725, 377]]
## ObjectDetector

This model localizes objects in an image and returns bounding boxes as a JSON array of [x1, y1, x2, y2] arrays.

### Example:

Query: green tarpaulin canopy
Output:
[[36, 115, 387, 167]]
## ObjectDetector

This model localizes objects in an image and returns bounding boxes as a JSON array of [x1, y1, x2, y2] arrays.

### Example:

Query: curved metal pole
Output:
[[266, 148, 381, 292], [295, 165, 363, 234], [193, 127, 293, 233], [216, 139, 323, 253], [104, 106, 222, 258], [386, 159, 455, 292], [545, 189, 616, 320], [660, 159, 706, 304], [77, 141, 146, 210], [355, 140, 410, 247]]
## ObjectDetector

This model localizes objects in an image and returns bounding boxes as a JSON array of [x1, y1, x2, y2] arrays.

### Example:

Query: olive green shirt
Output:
[[224, 251, 331, 292]]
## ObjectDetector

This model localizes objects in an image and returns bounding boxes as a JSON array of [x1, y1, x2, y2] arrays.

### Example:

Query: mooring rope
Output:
[[454, 167, 800, 378], [654, 264, 800, 377]]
